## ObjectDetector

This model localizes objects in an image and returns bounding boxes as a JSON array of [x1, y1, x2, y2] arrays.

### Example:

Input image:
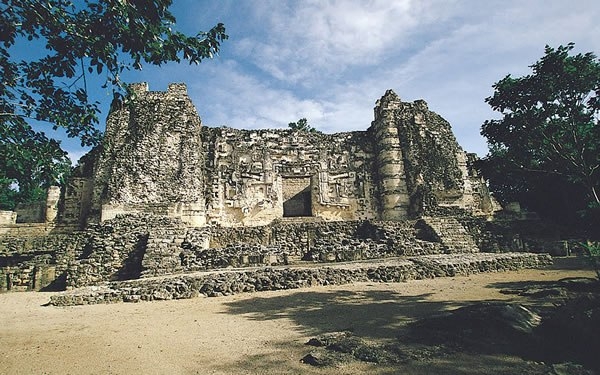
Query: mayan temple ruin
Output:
[[54, 82, 499, 227], [0, 83, 554, 303]]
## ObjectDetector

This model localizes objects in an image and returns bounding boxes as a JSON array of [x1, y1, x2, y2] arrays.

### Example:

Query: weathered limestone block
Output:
[[45, 186, 61, 222], [0, 211, 16, 225]]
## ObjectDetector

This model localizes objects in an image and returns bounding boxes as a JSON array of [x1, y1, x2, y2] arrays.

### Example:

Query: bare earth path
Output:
[[0, 258, 595, 375]]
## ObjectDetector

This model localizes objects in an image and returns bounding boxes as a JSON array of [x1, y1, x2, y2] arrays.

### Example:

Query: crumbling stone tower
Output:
[[371, 90, 411, 220], [90, 83, 206, 225], [370, 90, 480, 218]]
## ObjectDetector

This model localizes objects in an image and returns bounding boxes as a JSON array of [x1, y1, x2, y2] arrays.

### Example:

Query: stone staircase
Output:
[[140, 222, 188, 278], [420, 216, 479, 253]]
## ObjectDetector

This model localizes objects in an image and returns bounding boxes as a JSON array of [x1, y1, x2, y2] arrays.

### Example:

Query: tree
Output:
[[480, 43, 600, 228], [0, 120, 72, 210], [0, 0, 227, 210], [288, 118, 318, 133]]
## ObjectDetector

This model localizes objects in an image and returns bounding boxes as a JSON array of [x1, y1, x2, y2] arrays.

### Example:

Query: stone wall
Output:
[[206, 220, 360, 257], [1, 211, 563, 293], [178, 245, 286, 273], [303, 220, 446, 261], [201, 127, 378, 226], [14, 201, 45, 223], [0, 211, 16, 225], [0, 233, 86, 291], [0, 213, 452, 289], [0, 215, 189, 291], [60, 177, 94, 227], [458, 215, 575, 255], [0, 223, 75, 237], [65, 215, 184, 288], [64, 214, 289, 287], [140, 220, 193, 277], [207, 225, 271, 248], [48, 252, 553, 306], [205, 220, 440, 261], [61, 213, 486, 288]]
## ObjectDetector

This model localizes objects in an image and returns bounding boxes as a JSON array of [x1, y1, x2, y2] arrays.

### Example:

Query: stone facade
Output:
[[199, 128, 377, 226], [56, 83, 497, 228]]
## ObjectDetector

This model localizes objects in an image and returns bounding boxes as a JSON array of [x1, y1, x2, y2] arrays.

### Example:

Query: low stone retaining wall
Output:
[[304, 237, 445, 262], [49, 252, 552, 306], [407, 253, 553, 278], [177, 244, 287, 273], [1, 233, 87, 291]]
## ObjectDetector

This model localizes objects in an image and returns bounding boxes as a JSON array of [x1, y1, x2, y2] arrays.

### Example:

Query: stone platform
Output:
[[49, 252, 552, 306]]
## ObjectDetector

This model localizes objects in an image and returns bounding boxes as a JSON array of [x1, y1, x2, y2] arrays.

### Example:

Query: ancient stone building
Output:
[[4, 83, 562, 297], [57, 83, 496, 228]]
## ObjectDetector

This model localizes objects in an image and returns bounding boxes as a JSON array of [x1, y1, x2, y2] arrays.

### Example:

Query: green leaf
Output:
[[0, 0, 227, 209]]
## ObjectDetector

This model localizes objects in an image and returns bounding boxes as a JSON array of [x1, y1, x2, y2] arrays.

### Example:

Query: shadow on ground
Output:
[[218, 259, 599, 374], [223, 288, 475, 339], [219, 287, 534, 374]]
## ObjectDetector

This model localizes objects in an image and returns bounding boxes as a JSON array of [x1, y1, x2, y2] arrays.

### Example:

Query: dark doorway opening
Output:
[[282, 177, 312, 217], [283, 187, 311, 217]]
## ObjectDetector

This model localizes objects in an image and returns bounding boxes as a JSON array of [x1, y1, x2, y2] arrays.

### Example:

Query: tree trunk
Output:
[[592, 185, 600, 205]]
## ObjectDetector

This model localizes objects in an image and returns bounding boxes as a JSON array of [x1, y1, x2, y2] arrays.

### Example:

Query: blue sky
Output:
[[63, 0, 600, 162]]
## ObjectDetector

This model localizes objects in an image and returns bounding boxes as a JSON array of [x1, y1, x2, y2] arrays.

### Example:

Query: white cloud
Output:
[[187, 60, 326, 129], [234, 0, 461, 85], [131, 0, 600, 158]]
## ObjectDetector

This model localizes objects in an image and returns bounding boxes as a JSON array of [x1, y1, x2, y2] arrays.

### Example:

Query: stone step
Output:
[[420, 216, 479, 253]]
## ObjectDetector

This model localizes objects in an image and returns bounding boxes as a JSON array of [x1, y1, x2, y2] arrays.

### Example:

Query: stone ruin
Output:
[[90, 83, 501, 226], [0, 83, 555, 303]]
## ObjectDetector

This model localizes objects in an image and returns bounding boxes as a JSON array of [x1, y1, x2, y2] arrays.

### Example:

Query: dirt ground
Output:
[[0, 257, 596, 375]]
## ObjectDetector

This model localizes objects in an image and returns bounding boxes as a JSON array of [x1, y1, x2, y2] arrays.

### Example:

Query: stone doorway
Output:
[[282, 177, 312, 217]]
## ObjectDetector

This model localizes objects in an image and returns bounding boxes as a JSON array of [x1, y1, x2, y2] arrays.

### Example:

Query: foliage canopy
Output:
[[288, 118, 318, 133], [0, 0, 227, 210], [480, 43, 600, 228]]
